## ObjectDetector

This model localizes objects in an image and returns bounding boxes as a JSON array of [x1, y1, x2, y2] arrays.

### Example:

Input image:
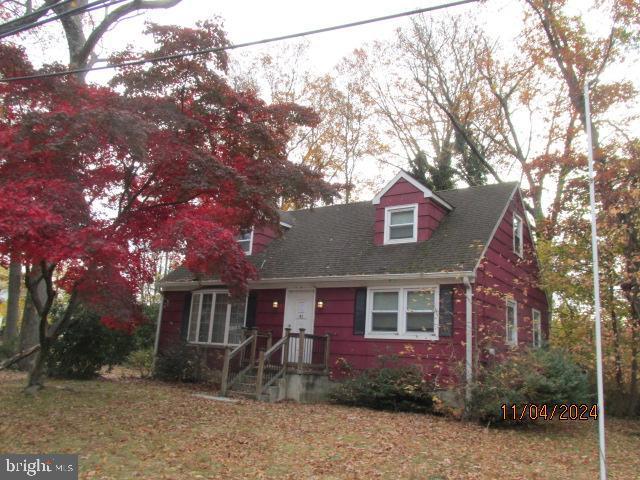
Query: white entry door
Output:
[[283, 289, 315, 362]]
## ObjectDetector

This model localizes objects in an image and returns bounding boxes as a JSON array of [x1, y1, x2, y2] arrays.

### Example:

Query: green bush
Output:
[[330, 363, 435, 413], [47, 305, 135, 379], [132, 303, 159, 350], [468, 347, 592, 425], [153, 343, 210, 383], [126, 348, 154, 378]]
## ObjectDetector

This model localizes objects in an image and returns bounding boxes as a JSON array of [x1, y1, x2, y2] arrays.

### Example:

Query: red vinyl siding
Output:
[[251, 226, 279, 254], [374, 178, 447, 245], [474, 191, 549, 362], [157, 290, 189, 354], [253, 289, 286, 339], [314, 286, 467, 386]]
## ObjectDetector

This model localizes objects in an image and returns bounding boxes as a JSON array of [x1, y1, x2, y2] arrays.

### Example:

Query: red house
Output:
[[155, 171, 548, 401]]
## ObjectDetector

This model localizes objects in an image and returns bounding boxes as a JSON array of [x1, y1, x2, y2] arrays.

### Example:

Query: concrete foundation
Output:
[[261, 372, 331, 403]]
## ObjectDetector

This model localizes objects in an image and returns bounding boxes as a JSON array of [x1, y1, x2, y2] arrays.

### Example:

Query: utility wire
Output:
[[0, 0, 75, 30], [0, 0, 480, 83], [0, 0, 127, 39]]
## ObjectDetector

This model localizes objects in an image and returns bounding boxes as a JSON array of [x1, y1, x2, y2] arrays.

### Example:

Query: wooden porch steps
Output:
[[220, 328, 331, 402]]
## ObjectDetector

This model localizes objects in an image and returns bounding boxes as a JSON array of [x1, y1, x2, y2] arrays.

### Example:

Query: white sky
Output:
[[24, 0, 521, 84], [16, 0, 635, 202]]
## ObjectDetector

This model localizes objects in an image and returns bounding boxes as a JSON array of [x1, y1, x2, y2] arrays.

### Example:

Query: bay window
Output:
[[366, 287, 438, 339], [187, 290, 246, 345]]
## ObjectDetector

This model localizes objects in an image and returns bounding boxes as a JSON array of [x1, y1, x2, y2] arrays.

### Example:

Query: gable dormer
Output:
[[242, 215, 294, 255], [372, 171, 452, 246]]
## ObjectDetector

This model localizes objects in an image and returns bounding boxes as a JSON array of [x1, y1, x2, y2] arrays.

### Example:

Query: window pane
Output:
[[237, 231, 251, 253], [373, 291, 398, 310], [506, 302, 516, 343], [513, 217, 522, 253], [372, 312, 398, 331], [390, 210, 414, 225], [197, 294, 213, 343], [228, 297, 246, 344], [407, 312, 434, 332], [188, 294, 201, 343], [389, 225, 414, 239], [211, 293, 229, 343], [407, 290, 433, 311]]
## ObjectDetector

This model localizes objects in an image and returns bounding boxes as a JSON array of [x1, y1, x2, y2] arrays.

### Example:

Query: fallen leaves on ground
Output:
[[0, 371, 638, 479]]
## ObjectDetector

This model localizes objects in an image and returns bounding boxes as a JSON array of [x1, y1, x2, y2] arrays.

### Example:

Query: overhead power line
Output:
[[0, 0, 127, 40], [0, 0, 75, 30], [0, 0, 480, 83]]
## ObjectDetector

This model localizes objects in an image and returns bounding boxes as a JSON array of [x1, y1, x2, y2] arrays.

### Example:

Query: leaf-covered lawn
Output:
[[1, 371, 638, 479]]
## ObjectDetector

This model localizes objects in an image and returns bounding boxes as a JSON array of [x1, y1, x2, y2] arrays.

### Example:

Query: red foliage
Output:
[[0, 23, 336, 327]]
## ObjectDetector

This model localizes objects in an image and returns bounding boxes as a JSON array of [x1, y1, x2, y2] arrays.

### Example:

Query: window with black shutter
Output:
[[353, 288, 367, 335], [245, 291, 258, 328], [438, 285, 455, 337]]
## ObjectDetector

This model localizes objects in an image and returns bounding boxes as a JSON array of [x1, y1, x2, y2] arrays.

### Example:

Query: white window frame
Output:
[[506, 298, 518, 346], [532, 308, 542, 348], [187, 289, 247, 346], [365, 286, 439, 340], [237, 229, 253, 255], [513, 213, 523, 257], [384, 204, 418, 245]]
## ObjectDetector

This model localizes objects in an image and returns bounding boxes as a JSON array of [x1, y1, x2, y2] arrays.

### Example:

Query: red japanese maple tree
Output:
[[0, 23, 335, 390]]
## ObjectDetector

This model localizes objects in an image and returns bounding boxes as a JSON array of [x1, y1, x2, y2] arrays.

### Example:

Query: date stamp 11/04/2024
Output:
[[501, 404, 599, 422]]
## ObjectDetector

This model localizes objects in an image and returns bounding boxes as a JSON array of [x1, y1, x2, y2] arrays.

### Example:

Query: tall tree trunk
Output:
[[17, 288, 41, 371], [628, 295, 640, 416], [25, 336, 49, 393], [2, 258, 21, 346], [608, 285, 624, 391]]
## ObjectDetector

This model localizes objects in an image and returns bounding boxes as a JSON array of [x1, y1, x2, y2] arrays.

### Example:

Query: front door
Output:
[[283, 289, 315, 362]]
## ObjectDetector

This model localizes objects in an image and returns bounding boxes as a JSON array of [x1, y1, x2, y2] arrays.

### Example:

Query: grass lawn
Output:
[[1, 371, 639, 479]]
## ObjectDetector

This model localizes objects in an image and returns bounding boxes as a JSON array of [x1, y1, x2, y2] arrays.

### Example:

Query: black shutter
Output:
[[353, 288, 367, 335], [245, 291, 258, 328], [439, 285, 455, 337], [180, 292, 192, 341]]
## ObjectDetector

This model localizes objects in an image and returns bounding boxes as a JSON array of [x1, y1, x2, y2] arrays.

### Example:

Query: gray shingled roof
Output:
[[164, 182, 518, 283]]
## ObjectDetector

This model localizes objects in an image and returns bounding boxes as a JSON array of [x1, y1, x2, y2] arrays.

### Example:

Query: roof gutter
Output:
[[463, 276, 474, 403], [153, 291, 164, 359], [160, 271, 475, 291]]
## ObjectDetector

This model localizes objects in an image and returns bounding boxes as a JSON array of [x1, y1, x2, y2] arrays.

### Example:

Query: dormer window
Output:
[[237, 230, 253, 255], [384, 204, 418, 245], [513, 214, 523, 257]]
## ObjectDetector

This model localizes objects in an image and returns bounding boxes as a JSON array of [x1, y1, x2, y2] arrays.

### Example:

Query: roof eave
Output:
[[371, 170, 454, 210], [160, 270, 476, 291]]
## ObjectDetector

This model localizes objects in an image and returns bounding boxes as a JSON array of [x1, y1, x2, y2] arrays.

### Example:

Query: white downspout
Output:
[[153, 292, 165, 358], [463, 277, 473, 401]]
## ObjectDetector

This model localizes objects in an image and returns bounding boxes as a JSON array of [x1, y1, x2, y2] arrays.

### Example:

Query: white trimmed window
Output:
[[366, 287, 438, 339], [384, 204, 418, 244], [532, 309, 542, 348], [187, 291, 246, 345], [506, 299, 518, 346], [237, 230, 253, 255], [513, 213, 523, 257]]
